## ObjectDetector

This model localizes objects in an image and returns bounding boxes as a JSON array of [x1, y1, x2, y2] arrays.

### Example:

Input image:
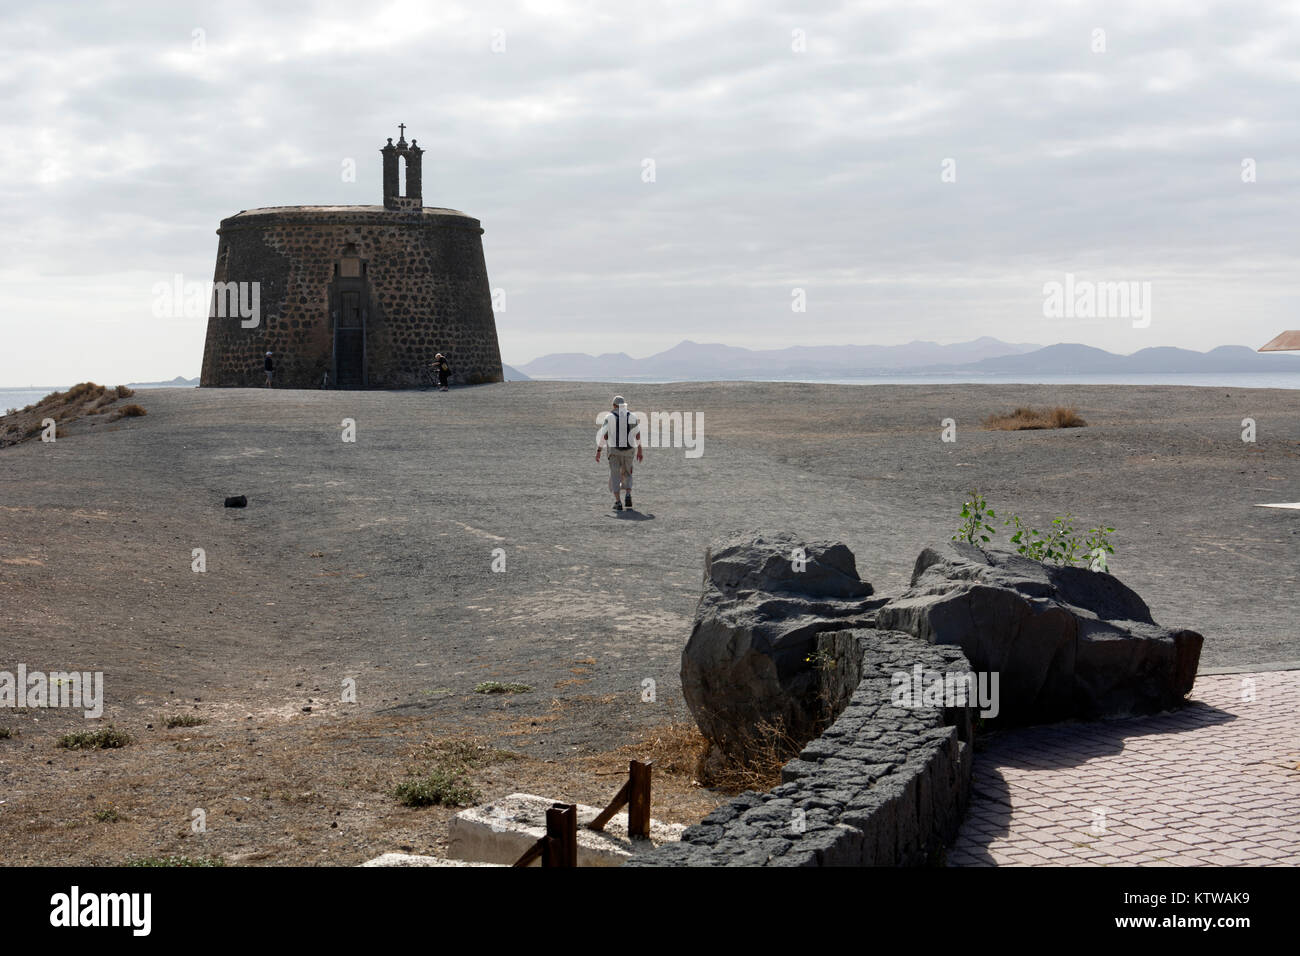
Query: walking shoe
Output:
[[624, 493, 632, 508], [613, 501, 623, 511]]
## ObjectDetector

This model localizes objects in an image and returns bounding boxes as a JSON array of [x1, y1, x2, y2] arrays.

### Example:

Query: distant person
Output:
[[596, 395, 642, 511], [264, 351, 274, 387], [433, 353, 451, 391]]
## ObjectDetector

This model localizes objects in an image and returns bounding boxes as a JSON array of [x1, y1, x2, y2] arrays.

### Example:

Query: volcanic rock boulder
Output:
[[681, 532, 881, 766], [875, 542, 1202, 722]]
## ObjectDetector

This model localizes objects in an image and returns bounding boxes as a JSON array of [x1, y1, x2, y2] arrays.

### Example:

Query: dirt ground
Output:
[[1, 381, 1297, 865]]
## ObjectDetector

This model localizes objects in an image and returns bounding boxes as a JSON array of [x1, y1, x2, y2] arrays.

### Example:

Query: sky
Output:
[[1, 0, 1298, 384]]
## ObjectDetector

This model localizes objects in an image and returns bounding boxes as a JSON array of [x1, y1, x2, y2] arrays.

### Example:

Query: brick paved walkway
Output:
[[948, 671, 1300, 866]]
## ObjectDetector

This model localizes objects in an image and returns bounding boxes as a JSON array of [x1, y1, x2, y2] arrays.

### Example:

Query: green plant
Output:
[[1049, 514, 1080, 564], [57, 727, 131, 750], [1004, 512, 1115, 568], [965, 493, 1117, 569], [0, 727, 14, 740], [94, 807, 121, 822], [1083, 526, 1116, 571], [803, 648, 837, 671], [394, 770, 480, 807], [125, 855, 226, 867], [163, 714, 207, 729], [1005, 514, 1048, 561], [952, 490, 997, 545]]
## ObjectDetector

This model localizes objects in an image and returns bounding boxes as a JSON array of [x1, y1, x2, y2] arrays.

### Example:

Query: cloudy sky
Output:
[[2, 0, 1297, 384]]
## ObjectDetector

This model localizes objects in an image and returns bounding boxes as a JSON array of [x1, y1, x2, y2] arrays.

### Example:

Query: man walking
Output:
[[596, 395, 642, 511], [433, 353, 451, 391], [264, 350, 274, 387]]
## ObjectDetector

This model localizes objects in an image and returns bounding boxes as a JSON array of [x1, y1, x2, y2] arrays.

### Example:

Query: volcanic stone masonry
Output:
[[200, 128, 503, 389]]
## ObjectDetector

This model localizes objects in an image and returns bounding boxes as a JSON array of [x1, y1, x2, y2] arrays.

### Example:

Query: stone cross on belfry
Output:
[[381, 127, 423, 208]]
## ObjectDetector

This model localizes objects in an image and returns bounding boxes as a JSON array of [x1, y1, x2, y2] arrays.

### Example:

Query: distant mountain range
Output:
[[514, 339, 1300, 380], [517, 337, 1040, 379], [951, 343, 1300, 374], [501, 363, 531, 381], [127, 376, 199, 388]]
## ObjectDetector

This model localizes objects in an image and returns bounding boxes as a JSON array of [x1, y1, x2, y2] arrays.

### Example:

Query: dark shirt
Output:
[[264, 356, 274, 371]]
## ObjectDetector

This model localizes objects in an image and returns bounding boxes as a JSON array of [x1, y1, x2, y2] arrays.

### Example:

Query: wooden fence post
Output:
[[628, 760, 651, 839], [542, 803, 577, 867]]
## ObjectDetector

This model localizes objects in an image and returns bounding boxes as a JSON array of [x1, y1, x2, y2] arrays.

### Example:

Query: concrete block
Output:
[[447, 793, 686, 867], [360, 853, 500, 867]]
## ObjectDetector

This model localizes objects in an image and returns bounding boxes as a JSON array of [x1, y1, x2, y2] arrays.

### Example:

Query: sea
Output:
[[4, 371, 1300, 412], [521, 372, 1300, 389]]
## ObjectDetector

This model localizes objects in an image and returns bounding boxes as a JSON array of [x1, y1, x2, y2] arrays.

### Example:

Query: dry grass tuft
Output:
[[695, 718, 804, 795], [614, 721, 709, 778], [593, 716, 796, 796], [984, 406, 1087, 430], [110, 404, 147, 420], [474, 681, 531, 694]]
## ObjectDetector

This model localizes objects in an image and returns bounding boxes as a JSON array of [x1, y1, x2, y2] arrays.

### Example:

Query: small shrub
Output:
[[394, 770, 480, 808], [126, 855, 226, 867], [62, 382, 106, 403], [57, 727, 131, 750], [960, 494, 1116, 569], [1005, 513, 1115, 568], [984, 406, 1086, 430], [474, 681, 531, 694], [1082, 526, 1116, 571], [109, 404, 146, 420], [952, 490, 996, 546], [163, 714, 207, 729], [0, 727, 15, 739], [94, 807, 121, 822], [416, 738, 512, 770], [698, 717, 803, 794], [115, 385, 135, 399]]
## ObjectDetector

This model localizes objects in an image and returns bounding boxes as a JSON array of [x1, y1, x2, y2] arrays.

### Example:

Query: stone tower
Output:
[[199, 128, 503, 389]]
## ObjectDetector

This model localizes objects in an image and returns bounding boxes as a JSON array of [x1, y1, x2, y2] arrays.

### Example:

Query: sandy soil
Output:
[[1, 381, 1297, 864]]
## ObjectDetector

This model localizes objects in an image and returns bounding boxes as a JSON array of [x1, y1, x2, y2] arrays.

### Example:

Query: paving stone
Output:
[[949, 672, 1299, 867]]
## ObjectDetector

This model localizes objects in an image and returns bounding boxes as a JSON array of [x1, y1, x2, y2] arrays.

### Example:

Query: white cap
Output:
[[612, 395, 626, 406]]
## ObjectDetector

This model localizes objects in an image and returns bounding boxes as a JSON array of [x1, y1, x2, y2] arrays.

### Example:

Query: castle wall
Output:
[[199, 207, 503, 389]]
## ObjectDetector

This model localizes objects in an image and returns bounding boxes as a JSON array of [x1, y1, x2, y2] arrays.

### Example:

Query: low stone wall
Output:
[[629, 629, 976, 866]]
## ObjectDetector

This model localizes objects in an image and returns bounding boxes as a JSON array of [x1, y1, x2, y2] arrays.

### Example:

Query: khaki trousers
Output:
[[607, 448, 635, 495]]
